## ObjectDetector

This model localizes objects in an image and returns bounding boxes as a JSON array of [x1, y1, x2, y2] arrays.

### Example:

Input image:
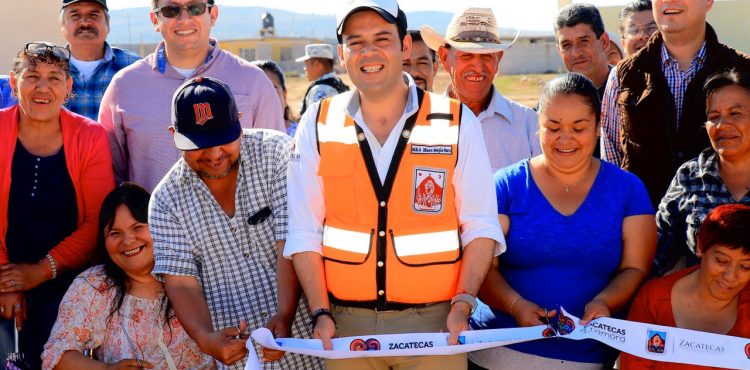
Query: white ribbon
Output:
[[560, 308, 750, 370], [244, 307, 750, 370], [244, 324, 549, 369]]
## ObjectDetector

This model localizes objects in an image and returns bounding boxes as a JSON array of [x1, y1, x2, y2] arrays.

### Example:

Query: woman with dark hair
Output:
[[622, 204, 750, 370], [0, 42, 114, 367], [655, 70, 750, 276], [42, 183, 213, 369], [469, 73, 656, 369], [251, 60, 299, 136]]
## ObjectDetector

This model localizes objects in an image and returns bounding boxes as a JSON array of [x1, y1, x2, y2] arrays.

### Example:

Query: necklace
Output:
[[542, 159, 591, 192]]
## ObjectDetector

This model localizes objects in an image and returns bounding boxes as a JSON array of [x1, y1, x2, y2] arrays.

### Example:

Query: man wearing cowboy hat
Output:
[[285, 0, 504, 369], [421, 8, 540, 173], [296, 43, 349, 116]]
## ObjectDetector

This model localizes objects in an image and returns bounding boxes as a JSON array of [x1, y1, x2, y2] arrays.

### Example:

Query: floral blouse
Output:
[[42, 265, 215, 370]]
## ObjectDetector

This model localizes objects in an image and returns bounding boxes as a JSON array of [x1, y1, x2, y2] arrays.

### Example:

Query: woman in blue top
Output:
[[469, 73, 656, 370]]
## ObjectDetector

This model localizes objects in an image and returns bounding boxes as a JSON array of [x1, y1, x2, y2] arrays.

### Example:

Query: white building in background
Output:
[[502, 33, 566, 75], [0, 0, 66, 73]]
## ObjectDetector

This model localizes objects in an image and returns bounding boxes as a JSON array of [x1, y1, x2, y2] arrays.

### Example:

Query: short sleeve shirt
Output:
[[150, 130, 320, 370]]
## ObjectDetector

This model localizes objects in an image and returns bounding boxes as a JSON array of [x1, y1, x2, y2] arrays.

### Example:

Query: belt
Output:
[[329, 295, 440, 312]]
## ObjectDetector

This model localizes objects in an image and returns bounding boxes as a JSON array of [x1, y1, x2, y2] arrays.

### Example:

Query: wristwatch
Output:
[[310, 308, 336, 329], [451, 293, 477, 314]]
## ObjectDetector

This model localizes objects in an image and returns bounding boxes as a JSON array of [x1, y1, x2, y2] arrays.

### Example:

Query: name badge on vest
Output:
[[412, 168, 446, 213], [411, 145, 453, 155]]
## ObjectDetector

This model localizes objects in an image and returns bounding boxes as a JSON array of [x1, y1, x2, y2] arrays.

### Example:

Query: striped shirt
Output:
[[65, 43, 140, 121], [150, 130, 322, 370], [600, 42, 707, 166]]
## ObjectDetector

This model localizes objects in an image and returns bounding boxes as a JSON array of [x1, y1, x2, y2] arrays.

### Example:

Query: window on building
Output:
[[239, 48, 256, 62], [280, 47, 292, 61]]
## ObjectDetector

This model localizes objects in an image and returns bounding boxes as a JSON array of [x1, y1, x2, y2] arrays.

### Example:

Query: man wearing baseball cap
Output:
[[59, 0, 140, 121], [150, 77, 322, 370], [296, 43, 349, 116], [285, 1, 504, 369], [421, 8, 540, 173]]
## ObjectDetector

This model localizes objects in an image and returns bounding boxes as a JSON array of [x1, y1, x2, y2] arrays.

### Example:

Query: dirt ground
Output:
[[285, 70, 556, 117]]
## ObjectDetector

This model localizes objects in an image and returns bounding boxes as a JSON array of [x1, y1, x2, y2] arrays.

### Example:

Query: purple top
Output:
[[99, 39, 285, 191]]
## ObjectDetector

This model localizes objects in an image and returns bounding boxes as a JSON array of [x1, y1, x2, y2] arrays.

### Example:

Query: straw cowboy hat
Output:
[[421, 7, 517, 54]]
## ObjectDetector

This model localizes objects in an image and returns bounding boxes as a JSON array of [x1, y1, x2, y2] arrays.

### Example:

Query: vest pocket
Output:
[[391, 229, 462, 267], [322, 225, 373, 265]]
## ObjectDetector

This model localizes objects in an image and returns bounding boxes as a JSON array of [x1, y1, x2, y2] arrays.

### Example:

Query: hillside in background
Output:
[[108, 7, 549, 45]]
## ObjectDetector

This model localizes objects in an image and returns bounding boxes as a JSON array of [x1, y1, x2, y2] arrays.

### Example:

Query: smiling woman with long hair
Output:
[[42, 183, 213, 369]]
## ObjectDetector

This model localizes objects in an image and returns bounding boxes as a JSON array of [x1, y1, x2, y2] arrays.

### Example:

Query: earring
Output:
[[11, 89, 17, 97]]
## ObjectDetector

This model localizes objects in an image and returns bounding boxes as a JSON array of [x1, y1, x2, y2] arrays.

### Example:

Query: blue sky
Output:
[[107, 0, 630, 31]]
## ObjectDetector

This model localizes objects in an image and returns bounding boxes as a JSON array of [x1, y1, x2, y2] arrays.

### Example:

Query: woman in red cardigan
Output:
[[621, 204, 750, 370], [0, 42, 114, 368]]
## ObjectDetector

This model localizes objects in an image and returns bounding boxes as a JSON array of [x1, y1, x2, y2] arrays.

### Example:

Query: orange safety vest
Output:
[[317, 89, 463, 309]]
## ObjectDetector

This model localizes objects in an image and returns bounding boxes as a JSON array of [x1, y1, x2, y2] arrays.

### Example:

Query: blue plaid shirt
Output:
[[601, 42, 707, 166], [0, 75, 17, 109], [65, 43, 140, 121], [654, 148, 750, 276]]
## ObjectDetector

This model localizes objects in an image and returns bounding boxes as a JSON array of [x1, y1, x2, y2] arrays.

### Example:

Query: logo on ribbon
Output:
[[646, 329, 667, 354], [413, 168, 446, 213], [193, 102, 213, 125], [745, 343, 750, 359], [541, 310, 575, 337], [350, 338, 380, 351]]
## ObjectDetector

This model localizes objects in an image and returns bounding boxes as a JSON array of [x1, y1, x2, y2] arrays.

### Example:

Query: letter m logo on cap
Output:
[[193, 103, 214, 125]]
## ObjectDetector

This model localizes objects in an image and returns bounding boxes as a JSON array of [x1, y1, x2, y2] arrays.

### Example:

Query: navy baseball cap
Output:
[[171, 77, 242, 151], [61, 0, 108, 11]]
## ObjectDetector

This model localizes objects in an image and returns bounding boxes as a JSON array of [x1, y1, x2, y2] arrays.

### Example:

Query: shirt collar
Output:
[[315, 71, 337, 82], [477, 86, 512, 122], [102, 42, 115, 62], [153, 38, 218, 74], [696, 148, 721, 179], [660, 41, 707, 69], [343, 72, 419, 119]]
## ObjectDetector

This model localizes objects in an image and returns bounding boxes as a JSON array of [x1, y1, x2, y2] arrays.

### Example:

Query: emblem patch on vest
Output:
[[413, 168, 446, 213], [411, 145, 453, 155]]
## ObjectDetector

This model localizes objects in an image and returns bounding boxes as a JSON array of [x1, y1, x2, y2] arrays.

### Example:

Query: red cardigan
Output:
[[0, 105, 114, 268], [621, 266, 750, 370]]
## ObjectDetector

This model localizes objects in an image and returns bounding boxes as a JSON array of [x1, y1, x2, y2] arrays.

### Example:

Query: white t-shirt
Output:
[[70, 57, 103, 81]]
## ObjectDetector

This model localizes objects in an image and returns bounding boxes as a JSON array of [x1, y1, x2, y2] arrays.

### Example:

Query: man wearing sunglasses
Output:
[[60, 0, 140, 122], [99, 0, 285, 192]]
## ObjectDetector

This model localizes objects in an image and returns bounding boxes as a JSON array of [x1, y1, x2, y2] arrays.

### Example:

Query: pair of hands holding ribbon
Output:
[[510, 297, 610, 327]]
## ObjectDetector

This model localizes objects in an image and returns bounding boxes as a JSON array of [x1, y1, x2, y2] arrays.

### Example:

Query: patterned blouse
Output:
[[42, 265, 214, 370]]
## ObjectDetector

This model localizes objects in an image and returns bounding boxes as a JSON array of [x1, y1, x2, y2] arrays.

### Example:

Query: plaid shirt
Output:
[[654, 148, 750, 276], [0, 75, 16, 109], [65, 43, 140, 121], [150, 130, 322, 370], [601, 42, 707, 166]]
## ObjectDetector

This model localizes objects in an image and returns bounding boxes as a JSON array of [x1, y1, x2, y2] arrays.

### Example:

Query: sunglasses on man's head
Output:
[[24, 42, 71, 60], [155, 2, 212, 18]]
